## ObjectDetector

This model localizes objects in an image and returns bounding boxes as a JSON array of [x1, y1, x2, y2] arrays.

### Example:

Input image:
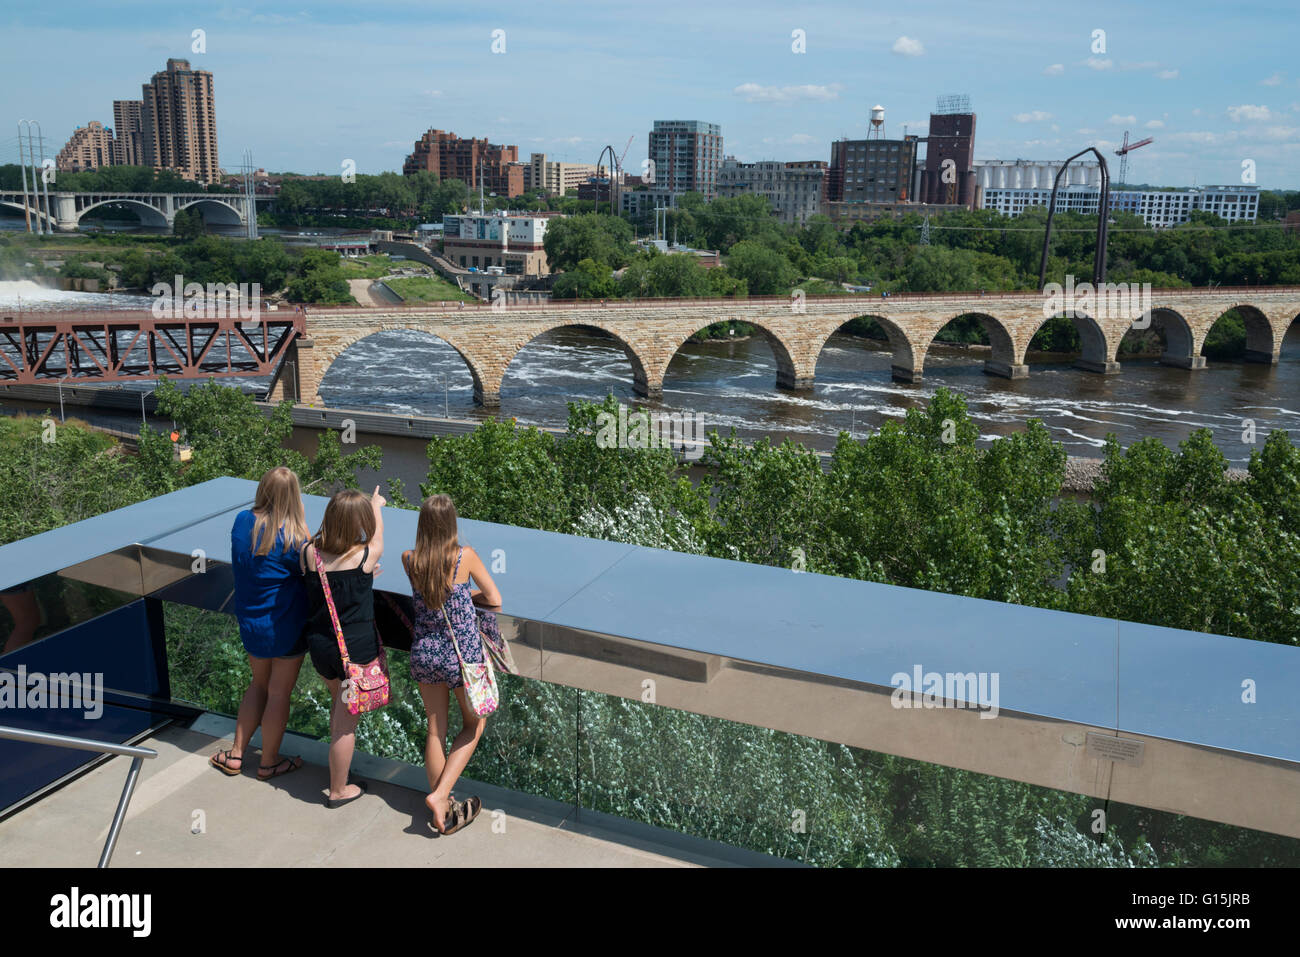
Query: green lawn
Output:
[[384, 274, 478, 303], [338, 254, 398, 280]]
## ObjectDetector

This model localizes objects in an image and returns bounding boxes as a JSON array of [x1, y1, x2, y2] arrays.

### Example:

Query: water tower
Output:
[[869, 104, 885, 139]]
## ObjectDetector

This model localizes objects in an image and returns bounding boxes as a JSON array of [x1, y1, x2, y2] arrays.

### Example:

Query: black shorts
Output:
[[307, 626, 380, 682]]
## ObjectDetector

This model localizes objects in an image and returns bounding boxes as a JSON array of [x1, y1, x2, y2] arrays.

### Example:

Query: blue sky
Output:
[[4, 0, 1299, 187]]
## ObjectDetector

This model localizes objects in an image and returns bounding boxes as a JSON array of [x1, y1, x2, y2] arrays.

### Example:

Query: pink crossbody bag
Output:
[[314, 546, 390, 715]]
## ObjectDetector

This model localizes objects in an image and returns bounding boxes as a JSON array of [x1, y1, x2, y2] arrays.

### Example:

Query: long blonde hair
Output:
[[407, 494, 460, 608], [312, 488, 375, 559], [250, 467, 309, 556]]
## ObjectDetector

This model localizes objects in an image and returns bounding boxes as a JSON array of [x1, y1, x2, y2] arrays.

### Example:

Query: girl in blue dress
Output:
[[403, 494, 501, 835], [210, 466, 310, 780]]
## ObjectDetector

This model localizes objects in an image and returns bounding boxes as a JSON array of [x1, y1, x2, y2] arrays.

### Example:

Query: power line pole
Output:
[[920, 212, 931, 246], [16, 121, 33, 233]]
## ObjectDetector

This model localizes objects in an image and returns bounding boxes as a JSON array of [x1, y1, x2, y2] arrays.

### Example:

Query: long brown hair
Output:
[[312, 488, 375, 560], [407, 494, 460, 608], [250, 467, 309, 556]]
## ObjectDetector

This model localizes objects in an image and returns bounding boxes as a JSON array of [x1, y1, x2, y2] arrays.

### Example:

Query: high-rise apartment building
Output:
[[56, 121, 116, 173], [647, 121, 723, 197], [403, 129, 525, 198], [113, 100, 144, 166], [140, 58, 220, 184]]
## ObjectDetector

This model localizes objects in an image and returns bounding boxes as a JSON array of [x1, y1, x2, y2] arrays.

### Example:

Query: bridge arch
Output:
[[813, 314, 922, 383], [1134, 307, 1201, 369], [173, 197, 244, 226], [1025, 310, 1118, 374], [75, 199, 169, 228], [495, 322, 652, 405], [917, 312, 1021, 381], [656, 318, 805, 396], [1200, 304, 1279, 364], [0, 199, 56, 229], [304, 327, 491, 408]]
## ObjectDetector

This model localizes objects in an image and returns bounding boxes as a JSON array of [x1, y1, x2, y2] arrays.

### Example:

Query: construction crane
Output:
[[1114, 131, 1154, 187], [617, 135, 634, 174]]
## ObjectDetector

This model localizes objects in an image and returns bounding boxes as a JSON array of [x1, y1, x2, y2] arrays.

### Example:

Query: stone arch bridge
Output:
[[273, 288, 1300, 407], [0, 190, 253, 232]]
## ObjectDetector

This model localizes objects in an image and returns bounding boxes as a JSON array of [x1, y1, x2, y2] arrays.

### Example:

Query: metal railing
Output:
[[0, 724, 157, 867]]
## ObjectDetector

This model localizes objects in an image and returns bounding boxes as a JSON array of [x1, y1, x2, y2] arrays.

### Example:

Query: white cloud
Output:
[[1013, 110, 1053, 122], [1043, 63, 1064, 76], [733, 82, 842, 103], [1109, 114, 1137, 125], [422, 90, 442, 98], [1262, 72, 1284, 86], [892, 36, 924, 56], [1076, 127, 1098, 135], [1086, 57, 1113, 71], [1144, 119, 1164, 129], [1157, 69, 1179, 80], [1262, 126, 1300, 140], [1227, 104, 1273, 122]]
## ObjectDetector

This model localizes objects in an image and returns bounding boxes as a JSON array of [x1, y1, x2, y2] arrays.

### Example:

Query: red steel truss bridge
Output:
[[0, 309, 304, 386]]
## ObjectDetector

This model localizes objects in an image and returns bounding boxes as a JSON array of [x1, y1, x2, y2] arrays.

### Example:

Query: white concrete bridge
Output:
[[0, 190, 254, 232]]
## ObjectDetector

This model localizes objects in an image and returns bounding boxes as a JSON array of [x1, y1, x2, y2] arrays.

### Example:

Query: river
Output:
[[3, 282, 1298, 465]]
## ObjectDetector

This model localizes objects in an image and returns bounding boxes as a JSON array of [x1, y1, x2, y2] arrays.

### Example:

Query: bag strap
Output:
[[313, 546, 352, 670]]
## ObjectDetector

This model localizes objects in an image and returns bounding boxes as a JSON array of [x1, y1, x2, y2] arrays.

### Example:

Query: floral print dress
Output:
[[409, 548, 484, 688]]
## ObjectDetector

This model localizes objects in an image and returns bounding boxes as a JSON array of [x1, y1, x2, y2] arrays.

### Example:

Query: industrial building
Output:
[[916, 96, 977, 209], [716, 157, 826, 224]]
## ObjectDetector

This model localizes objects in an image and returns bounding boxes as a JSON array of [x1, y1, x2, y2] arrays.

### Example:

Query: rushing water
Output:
[[4, 282, 1298, 465], [317, 324, 1300, 465]]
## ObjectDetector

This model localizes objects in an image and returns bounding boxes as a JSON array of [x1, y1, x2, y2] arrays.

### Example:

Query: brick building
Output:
[[404, 129, 525, 198], [56, 121, 116, 173]]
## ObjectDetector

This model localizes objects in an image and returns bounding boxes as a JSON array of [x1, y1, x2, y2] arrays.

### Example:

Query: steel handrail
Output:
[[0, 724, 158, 867]]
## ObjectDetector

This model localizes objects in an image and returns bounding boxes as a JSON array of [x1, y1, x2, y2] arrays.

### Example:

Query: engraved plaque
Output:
[[1086, 732, 1145, 766]]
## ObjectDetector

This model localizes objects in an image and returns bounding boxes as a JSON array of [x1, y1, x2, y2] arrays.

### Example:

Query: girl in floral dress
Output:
[[403, 494, 502, 835]]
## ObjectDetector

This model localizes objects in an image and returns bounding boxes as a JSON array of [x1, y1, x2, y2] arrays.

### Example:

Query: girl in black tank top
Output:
[[302, 487, 386, 807]]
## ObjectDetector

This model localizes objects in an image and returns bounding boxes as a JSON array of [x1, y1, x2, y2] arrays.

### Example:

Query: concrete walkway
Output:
[[347, 278, 403, 307], [0, 718, 789, 868]]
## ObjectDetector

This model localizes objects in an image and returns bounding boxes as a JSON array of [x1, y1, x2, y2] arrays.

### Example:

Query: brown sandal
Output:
[[210, 749, 242, 776], [442, 796, 481, 835]]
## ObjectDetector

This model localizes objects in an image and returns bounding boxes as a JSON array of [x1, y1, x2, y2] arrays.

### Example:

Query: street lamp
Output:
[[140, 387, 155, 424], [57, 375, 69, 423]]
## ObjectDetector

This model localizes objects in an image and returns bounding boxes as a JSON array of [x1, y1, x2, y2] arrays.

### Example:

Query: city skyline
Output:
[[3, 0, 1298, 189]]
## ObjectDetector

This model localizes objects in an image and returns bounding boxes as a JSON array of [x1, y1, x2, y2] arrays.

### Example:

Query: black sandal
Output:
[[324, 780, 368, 809], [258, 755, 303, 780]]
